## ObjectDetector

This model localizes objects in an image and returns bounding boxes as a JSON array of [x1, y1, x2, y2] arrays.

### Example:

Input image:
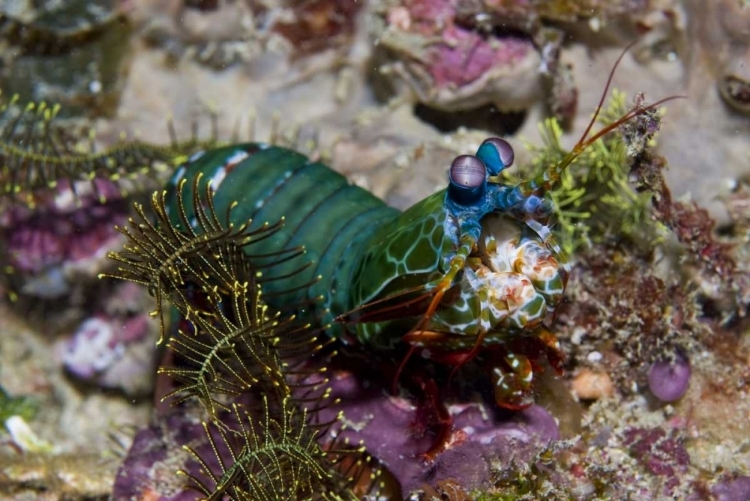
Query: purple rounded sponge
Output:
[[648, 352, 691, 403], [712, 475, 750, 501]]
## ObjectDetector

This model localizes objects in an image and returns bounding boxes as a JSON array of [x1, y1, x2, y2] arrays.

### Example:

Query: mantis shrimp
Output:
[[163, 48, 676, 458]]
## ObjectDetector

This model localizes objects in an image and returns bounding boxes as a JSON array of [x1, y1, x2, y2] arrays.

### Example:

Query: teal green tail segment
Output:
[[164, 143, 399, 335]]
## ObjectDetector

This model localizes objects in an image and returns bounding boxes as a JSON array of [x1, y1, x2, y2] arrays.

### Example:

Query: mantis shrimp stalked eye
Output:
[[476, 137, 515, 175], [448, 155, 487, 204]]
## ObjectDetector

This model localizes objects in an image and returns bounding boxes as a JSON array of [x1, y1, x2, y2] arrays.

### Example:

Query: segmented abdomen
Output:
[[165, 143, 399, 334]]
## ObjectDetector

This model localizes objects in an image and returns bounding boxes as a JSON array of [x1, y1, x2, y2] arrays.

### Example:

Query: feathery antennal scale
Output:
[[508, 44, 685, 200]]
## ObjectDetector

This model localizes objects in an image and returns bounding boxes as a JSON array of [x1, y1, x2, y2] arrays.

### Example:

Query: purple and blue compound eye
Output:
[[448, 154, 487, 205], [476, 137, 514, 176]]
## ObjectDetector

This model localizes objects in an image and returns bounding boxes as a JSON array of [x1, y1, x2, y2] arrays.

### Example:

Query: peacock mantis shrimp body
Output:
[[164, 50, 674, 418], [164, 136, 570, 409]]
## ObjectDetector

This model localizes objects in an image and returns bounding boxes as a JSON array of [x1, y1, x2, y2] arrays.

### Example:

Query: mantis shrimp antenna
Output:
[[511, 43, 685, 200]]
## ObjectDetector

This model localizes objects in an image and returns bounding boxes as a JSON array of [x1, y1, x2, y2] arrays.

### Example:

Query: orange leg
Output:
[[392, 344, 418, 395], [416, 378, 454, 463], [537, 327, 566, 374], [447, 329, 487, 387], [392, 236, 477, 394]]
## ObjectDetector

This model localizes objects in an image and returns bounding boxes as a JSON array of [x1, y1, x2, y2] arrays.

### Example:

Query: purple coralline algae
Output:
[[372, 0, 547, 114], [712, 475, 750, 501], [112, 412, 203, 501], [648, 351, 691, 403], [428, 28, 532, 90], [623, 426, 690, 495], [59, 311, 157, 396], [114, 367, 562, 498], [317, 369, 561, 494], [0, 178, 128, 298]]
